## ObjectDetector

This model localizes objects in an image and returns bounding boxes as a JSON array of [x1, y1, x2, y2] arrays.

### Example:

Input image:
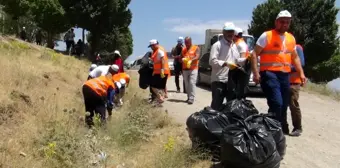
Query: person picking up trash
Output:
[[148, 39, 170, 106], [89, 64, 98, 72], [82, 75, 121, 128], [209, 22, 239, 110], [88, 64, 120, 80], [113, 72, 131, 106], [181, 36, 200, 104]]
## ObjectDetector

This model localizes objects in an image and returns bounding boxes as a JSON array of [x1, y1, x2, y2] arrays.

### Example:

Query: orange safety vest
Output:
[[84, 76, 114, 96], [259, 30, 295, 73], [182, 45, 199, 70], [289, 44, 303, 84], [112, 72, 131, 84], [151, 46, 170, 75], [235, 38, 250, 58]]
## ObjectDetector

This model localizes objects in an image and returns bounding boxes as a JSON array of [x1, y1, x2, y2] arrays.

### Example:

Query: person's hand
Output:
[[253, 72, 261, 84], [300, 73, 307, 86]]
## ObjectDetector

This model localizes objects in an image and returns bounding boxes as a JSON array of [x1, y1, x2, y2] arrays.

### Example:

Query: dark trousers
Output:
[[227, 68, 250, 101], [82, 85, 106, 127], [174, 64, 186, 92], [150, 87, 157, 100], [210, 81, 228, 111], [289, 84, 302, 130], [260, 71, 290, 128]]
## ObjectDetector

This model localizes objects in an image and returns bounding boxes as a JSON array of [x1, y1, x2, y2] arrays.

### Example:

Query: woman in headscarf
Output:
[[113, 50, 124, 72]]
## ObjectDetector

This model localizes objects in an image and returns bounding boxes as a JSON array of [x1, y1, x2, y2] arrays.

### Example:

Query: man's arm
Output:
[[209, 42, 225, 67], [159, 50, 165, 70], [192, 47, 200, 61], [251, 45, 263, 75], [291, 50, 304, 75]]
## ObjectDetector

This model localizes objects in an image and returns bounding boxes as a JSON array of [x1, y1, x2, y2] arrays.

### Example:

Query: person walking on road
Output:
[[182, 37, 200, 104], [228, 27, 251, 100], [88, 64, 120, 80], [209, 22, 239, 110], [82, 75, 120, 127], [289, 44, 305, 136], [171, 37, 186, 93], [149, 39, 170, 105], [250, 10, 306, 134]]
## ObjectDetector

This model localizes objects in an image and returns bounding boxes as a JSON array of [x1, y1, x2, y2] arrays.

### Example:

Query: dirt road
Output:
[[162, 76, 340, 168]]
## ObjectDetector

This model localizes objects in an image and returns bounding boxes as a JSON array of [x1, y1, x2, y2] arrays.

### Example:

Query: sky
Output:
[[124, 0, 340, 63], [55, 0, 340, 63]]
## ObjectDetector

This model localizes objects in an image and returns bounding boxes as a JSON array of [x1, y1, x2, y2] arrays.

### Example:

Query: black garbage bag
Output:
[[221, 117, 281, 168], [248, 114, 286, 159], [221, 99, 259, 120], [186, 107, 231, 161], [138, 64, 153, 89]]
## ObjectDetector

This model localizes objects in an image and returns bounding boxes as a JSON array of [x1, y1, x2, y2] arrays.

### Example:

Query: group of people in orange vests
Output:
[[82, 63, 130, 128]]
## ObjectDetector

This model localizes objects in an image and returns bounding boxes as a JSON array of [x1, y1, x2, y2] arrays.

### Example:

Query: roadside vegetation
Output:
[[0, 36, 211, 168]]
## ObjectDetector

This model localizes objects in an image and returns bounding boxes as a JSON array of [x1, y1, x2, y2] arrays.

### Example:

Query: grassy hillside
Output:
[[0, 36, 209, 168]]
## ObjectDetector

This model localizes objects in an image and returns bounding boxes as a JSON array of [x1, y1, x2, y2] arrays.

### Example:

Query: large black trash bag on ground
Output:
[[221, 99, 259, 120], [221, 118, 281, 168], [186, 107, 231, 161], [248, 114, 286, 159]]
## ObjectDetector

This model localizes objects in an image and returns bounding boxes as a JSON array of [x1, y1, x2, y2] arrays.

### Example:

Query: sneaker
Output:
[[187, 99, 194, 105], [290, 128, 303, 137]]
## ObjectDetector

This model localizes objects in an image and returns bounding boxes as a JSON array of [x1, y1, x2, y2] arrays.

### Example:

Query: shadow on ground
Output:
[[167, 99, 187, 103]]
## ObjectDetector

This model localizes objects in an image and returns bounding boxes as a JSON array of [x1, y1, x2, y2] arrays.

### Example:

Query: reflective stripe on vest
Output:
[[259, 30, 295, 73], [289, 71, 301, 84], [182, 45, 199, 70], [152, 46, 170, 74], [235, 38, 250, 58]]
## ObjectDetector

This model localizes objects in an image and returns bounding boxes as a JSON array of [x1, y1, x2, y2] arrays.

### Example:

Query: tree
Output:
[[30, 0, 70, 48], [248, 0, 339, 82], [60, 0, 133, 61], [248, 0, 283, 40]]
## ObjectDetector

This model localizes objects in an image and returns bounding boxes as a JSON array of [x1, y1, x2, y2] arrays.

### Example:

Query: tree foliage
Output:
[[248, 0, 339, 82], [0, 0, 133, 59]]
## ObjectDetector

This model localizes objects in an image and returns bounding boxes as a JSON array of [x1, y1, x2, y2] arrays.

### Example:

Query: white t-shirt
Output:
[[236, 41, 248, 54], [156, 49, 165, 60], [89, 65, 110, 78], [256, 32, 296, 50]]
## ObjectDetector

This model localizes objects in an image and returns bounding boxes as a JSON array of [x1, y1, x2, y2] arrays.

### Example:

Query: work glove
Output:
[[186, 60, 192, 69], [160, 69, 165, 78], [225, 61, 238, 70]]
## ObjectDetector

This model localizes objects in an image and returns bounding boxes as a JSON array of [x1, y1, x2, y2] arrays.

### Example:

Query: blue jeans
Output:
[[260, 71, 290, 126]]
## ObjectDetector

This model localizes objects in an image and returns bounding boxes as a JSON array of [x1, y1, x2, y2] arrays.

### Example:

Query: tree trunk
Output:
[[82, 28, 85, 42], [47, 31, 54, 49]]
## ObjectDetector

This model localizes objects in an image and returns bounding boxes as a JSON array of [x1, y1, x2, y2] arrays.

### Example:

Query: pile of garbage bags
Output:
[[186, 99, 286, 168]]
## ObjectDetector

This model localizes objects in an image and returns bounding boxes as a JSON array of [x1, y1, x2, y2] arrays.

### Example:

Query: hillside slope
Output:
[[0, 36, 210, 168]]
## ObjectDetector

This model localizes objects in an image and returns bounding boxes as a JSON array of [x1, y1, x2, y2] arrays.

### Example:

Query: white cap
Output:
[[115, 82, 122, 89], [110, 64, 119, 72], [23, 27, 26, 29], [276, 10, 292, 19], [177, 37, 184, 43], [223, 22, 235, 31], [148, 39, 158, 47], [90, 64, 97, 69], [120, 79, 126, 85], [234, 27, 243, 35], [114, 50, 121, 57]]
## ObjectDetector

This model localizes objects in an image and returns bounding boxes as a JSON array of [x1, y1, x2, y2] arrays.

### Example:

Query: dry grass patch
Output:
[[303, 81, 340, 100], [0, 37, 209, 168]]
